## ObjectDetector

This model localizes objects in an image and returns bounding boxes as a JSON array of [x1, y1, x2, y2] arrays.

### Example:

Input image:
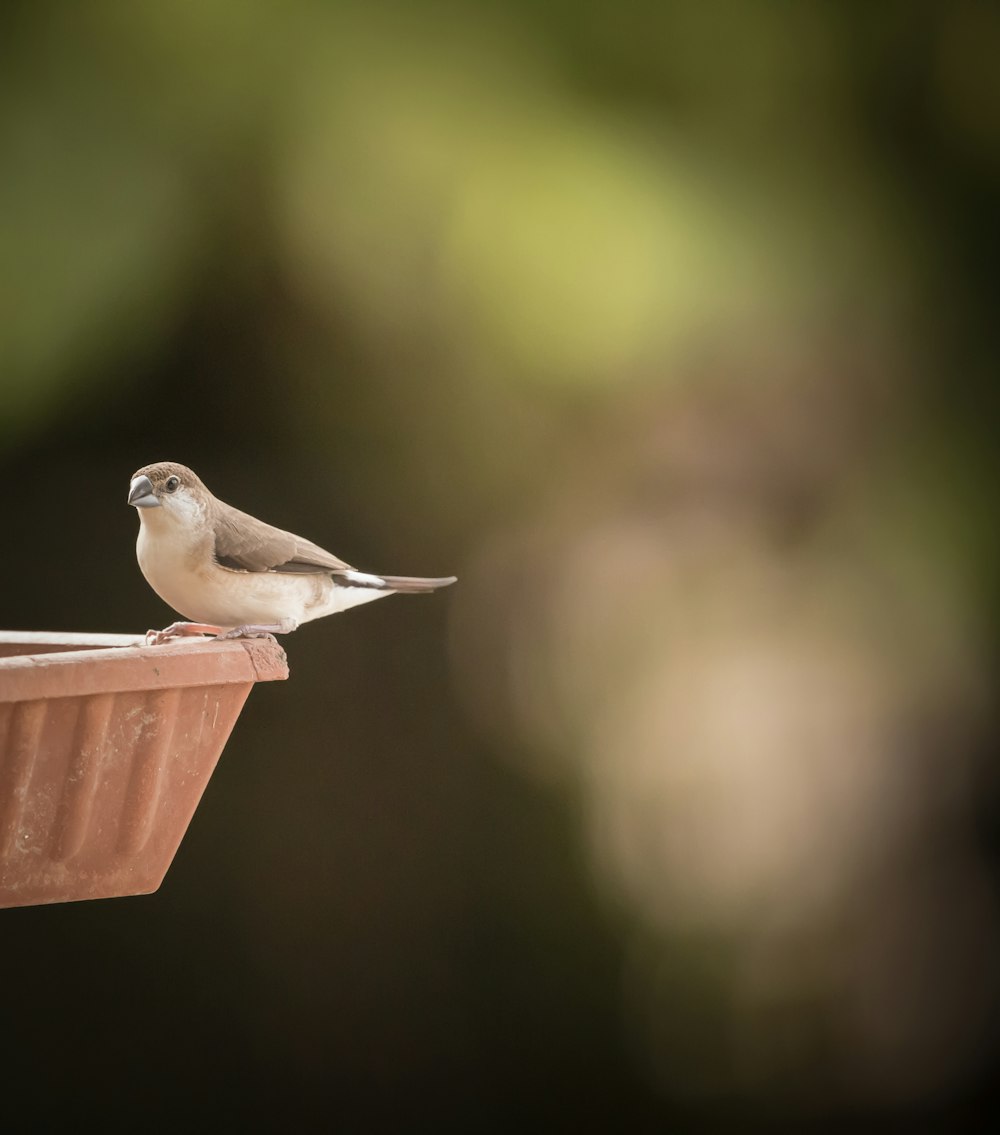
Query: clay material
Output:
[[0, 632, 287, 908]]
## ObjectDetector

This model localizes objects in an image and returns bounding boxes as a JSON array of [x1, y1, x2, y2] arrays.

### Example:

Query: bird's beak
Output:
[[128, 475, 160, 509]]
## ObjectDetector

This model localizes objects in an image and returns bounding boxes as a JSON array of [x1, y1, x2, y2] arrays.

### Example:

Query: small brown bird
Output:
[[128, 461, 456, 644]]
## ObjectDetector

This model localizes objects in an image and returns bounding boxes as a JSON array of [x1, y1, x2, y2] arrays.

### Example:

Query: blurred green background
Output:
[[3, 1, 999, 1128]]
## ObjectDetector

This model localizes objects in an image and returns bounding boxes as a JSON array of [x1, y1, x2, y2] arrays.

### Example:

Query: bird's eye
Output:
[[164, 476, 180, 493]]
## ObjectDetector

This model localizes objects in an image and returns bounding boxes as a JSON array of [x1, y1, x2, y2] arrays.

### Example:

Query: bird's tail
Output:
[[379, 574, 458, 593], [335, 570, 457, 593]]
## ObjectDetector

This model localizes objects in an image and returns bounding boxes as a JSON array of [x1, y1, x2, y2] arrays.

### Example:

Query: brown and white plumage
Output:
[[128, 461, 456, 642]]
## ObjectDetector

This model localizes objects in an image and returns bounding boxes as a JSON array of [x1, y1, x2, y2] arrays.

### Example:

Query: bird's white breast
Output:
[[135, 493, 393, 628], [137, 514, 315, 626], [136, 495, 271, 623]]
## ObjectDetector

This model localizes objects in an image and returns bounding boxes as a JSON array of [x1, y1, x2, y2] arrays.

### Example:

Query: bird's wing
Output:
[[212, 502, 354, 574]]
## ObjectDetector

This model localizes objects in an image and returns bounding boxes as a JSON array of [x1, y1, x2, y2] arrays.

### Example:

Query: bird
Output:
[[127, 461, 456, 644]]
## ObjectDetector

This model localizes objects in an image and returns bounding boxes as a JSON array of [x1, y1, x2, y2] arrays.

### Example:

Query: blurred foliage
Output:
[[2, 0, 999, 1128]]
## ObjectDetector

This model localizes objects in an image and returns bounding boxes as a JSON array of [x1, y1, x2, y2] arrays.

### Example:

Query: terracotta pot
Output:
[[0, 631, 288, 908]]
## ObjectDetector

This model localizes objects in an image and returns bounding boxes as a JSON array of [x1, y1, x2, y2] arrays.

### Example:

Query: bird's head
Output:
[[128, 462, 209, 527]]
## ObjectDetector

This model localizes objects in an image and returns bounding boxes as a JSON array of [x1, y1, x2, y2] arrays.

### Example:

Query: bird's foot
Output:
[[213, 618, 298, 641], [145, 621, 225, 645]]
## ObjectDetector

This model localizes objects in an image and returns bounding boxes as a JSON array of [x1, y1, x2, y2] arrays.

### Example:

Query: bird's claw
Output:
[[145, 619, 296, 645], [144, 621, 224, 645], [212, 619, 297, 641]]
